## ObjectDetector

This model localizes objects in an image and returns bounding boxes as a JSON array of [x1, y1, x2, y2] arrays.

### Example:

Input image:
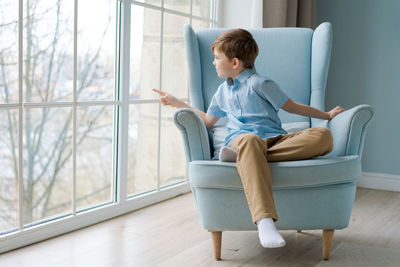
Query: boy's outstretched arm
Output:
[[152, 88, 220, 129], [281, 98, 345, 120]]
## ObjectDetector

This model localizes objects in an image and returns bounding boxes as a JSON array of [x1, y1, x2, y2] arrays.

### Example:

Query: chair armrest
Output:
[[174, 108, 211, 162], [314, 105, 374, 157]]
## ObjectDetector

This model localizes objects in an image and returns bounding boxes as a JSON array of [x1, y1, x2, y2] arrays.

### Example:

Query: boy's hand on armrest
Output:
[[282, 98, 345, 120], [152, 88, 186, 108], [327, 106, 345, 120]]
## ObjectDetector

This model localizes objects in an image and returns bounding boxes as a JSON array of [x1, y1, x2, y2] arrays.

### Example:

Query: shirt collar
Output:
[[226, 68, 256, 86]]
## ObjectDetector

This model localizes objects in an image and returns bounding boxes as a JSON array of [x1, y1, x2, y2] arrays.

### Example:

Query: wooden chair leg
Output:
[[209, 230, 222, 261], [322, 229, 335, 260]]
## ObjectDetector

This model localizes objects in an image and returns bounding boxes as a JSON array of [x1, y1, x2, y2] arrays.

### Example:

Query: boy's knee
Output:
[[309, 127, 331, 138], [315, 127, 333, 153], [317, 127, 332, 138], [235, 133, 262, 147]]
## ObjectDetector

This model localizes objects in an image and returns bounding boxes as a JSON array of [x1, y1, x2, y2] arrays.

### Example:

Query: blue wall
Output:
[[317, 0, 400, 175]]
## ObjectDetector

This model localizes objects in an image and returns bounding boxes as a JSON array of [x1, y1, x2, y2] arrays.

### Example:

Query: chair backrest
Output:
[[184, 23, 332, 125]]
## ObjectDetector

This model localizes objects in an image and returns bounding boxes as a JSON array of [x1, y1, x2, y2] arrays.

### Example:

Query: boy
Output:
[[153, 29, 344, 248]]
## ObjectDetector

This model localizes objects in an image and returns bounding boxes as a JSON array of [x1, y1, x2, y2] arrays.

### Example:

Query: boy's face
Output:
[[213, 48, 236, 78]]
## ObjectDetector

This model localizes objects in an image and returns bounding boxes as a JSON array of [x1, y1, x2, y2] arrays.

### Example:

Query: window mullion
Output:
[[18, 0, 24, 231], [117, 0, 131, 203], [72, 0, 78, 216], [190, 0, 193, 25], [156, 0, 165, 192], [111, 0, 120, 204]]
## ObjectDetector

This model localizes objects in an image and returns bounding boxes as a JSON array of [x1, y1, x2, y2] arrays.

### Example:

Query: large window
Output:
[[127, 0, 217, 196], [0, 0, 217, 253]]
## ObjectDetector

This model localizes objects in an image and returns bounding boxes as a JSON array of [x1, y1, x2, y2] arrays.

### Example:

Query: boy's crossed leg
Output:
[[220, 127, 333, 162], [266, 127, 333, 162], [227, 127, 333, 248]]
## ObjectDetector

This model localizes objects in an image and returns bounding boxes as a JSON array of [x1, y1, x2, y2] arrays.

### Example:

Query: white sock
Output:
[[219, 146, 238, 162], [256, 218, 286, 248]]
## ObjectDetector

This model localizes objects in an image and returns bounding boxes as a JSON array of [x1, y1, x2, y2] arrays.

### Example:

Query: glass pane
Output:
[[78, 0, 117, 101], [159, 105, 186, 188], [23, 0, 74, 103], [191, 18, 211, 30], [0, 109, 18, 234], [162, 13, 189, 99], [23, 107, 73, 226], [164, 0, 190, 14], [127, 104, 159, 196], [76, 106, 114, 210], [192, 0, 211, 19], [0, 0, 18, 104], [130, 7, 161, 100]]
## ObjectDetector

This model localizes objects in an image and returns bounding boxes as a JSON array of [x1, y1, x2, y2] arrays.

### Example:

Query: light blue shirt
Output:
[[207, 68, 289, 146]]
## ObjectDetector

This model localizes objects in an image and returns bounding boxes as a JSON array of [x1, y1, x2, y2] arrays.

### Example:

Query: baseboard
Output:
[[358, 172, 400, 192]]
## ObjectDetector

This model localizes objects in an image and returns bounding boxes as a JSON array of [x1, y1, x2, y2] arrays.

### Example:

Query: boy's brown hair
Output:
[[211, 29, 259, 69]]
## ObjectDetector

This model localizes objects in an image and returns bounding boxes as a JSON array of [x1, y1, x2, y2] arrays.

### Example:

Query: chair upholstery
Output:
[[175, 22, 373, 260]]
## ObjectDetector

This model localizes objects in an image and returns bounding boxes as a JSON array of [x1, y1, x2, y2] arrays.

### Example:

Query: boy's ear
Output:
[[232, 57, 242, 69]]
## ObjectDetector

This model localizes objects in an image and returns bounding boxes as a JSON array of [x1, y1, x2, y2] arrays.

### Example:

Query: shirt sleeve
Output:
[[206, 87, 227, 118], [259, 80, 289, 111]]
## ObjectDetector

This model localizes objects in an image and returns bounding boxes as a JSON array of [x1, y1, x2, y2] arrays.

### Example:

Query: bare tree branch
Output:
[[1, 0, 115, 225], [34, 106, 108, 215], [44, 184, 110, 214]]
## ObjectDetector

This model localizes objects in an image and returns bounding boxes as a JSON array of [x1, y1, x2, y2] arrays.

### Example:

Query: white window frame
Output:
[[0, 0, 218, 253]]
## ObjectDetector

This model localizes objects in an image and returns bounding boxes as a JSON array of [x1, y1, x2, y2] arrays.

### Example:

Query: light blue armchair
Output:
[[174, 23, 373, 260]]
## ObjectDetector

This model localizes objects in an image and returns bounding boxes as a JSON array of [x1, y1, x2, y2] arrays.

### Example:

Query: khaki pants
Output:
[[228, 127, 333, 224]]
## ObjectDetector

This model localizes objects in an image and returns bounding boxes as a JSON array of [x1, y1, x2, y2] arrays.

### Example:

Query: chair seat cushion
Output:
[[189, 155, 361, 190]]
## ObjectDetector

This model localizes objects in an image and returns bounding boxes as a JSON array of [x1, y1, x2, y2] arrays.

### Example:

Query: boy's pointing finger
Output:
[[152, 88, 166, 96]]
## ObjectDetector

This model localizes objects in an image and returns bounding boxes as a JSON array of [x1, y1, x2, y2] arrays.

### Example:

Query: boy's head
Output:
[[211, 29, 259, 70]]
